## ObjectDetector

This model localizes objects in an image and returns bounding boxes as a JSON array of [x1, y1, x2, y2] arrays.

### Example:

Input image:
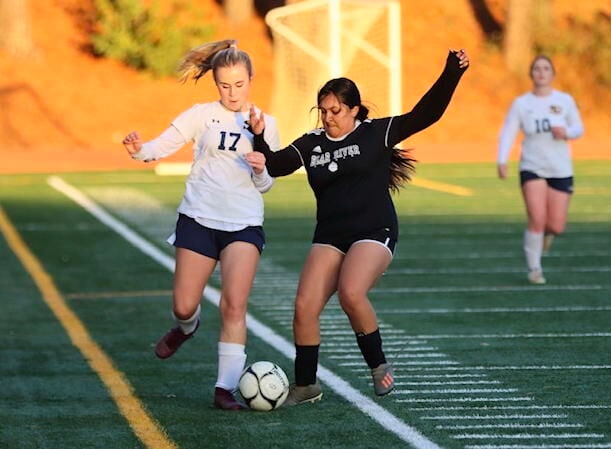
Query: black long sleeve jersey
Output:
[[255, 51, 467, 244]]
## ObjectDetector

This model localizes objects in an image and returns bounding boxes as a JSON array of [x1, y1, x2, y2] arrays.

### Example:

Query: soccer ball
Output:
[[239, 361, 290, 411]]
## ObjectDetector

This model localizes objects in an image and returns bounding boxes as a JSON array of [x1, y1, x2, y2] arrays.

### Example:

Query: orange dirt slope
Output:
[[0, 0, 608, 174]]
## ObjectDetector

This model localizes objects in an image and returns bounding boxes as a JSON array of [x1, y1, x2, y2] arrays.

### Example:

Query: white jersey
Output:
[[133, 101, 280, 230], [497, 90, 584, 178]]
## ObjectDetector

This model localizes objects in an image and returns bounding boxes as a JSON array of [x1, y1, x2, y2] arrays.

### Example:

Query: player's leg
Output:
[[338, 241, 394, 395], [521, 177, 548, 284], [285, 244, 341, 405], [214, 229, 264, 410], [155, 247, 216, 358], [543, 180, 572, 254], [156, 215, 219, 359]]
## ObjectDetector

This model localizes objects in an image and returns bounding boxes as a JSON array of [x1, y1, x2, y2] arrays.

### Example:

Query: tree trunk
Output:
[[0, 0, 35, 57], [223, 0, 254, 24], [504, 0, 533, 74]]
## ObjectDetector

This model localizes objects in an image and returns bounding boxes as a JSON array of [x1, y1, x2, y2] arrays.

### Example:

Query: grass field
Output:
[[1, 161, 610, 449]]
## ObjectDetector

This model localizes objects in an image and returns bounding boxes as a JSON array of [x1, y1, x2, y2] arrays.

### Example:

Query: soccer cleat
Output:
[[214, 387, 247, 410], [283, 382, 323, 406], [154, 320, 200, 359], [543, 234, 555, 255], [371, 363, 395, 396], [527, 270, 546, 285]]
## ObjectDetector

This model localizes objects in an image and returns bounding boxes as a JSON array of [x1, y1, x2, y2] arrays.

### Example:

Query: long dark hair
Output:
[[316, 77, 416, 193]]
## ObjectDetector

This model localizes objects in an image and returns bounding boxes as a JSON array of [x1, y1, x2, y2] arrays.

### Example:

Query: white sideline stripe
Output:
[[47, 176, 442, 449]]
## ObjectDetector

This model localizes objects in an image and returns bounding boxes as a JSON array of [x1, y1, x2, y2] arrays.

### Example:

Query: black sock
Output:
[[356, 329, 386, 369], [294, 344, 319, 386]]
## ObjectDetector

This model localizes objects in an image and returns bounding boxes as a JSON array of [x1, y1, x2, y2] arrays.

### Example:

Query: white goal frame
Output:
[[265, 0, 402, 145]]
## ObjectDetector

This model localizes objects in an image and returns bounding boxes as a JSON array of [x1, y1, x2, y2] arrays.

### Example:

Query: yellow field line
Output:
[[0, 207, 177, 449], [411, 177, 473, 196]]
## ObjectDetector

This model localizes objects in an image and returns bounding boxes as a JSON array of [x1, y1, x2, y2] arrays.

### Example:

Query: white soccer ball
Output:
[[239, 361, 290, 411]]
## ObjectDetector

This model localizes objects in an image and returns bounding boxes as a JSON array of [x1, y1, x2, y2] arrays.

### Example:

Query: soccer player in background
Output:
[[122, 40, 279, 410], [249, 49, 469, 405], [497, 55, 584, 285]]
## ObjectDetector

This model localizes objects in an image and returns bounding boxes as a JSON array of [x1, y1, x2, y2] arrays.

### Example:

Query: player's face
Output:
[[215, 64, 251, 112], [318, 94, 359, 138], [530, 58, 555, 88]]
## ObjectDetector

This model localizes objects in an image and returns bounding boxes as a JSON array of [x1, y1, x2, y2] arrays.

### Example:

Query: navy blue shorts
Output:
[[520, 171, 574, 194], [173, 214, 265, 260], [313, 227, 397, 256]]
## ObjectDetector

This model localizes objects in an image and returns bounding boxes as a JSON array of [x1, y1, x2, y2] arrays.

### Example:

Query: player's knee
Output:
[[173, 302, 199, 320], [219, 296, 247, 323], [337, 284, 364, 314], [547, 223, 565, 235]]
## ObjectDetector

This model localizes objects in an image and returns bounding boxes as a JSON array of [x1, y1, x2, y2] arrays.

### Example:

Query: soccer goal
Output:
[[265, 0, 402, 145]]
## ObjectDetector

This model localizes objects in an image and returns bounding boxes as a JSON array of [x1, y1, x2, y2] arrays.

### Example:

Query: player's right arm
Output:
[[496, 99, 521, 179]]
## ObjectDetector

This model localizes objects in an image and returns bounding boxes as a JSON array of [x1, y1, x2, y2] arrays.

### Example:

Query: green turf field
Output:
[[1, 161, 610, 449]]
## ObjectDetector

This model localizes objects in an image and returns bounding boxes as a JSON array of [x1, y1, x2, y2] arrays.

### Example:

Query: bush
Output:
[[91, 0, 214, 77], [535, 10, 611, 86]]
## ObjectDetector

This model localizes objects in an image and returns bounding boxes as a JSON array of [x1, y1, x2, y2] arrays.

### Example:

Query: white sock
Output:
[[215, 342, 247, 391], [523, 230, 543, 271], [172, 304, 201, 335]]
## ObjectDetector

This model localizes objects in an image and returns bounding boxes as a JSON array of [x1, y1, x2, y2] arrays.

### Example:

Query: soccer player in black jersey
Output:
[[250, 49, 469, 405]]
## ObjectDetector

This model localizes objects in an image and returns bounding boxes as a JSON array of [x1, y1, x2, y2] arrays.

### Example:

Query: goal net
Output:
[[265, 0, 402, 146]]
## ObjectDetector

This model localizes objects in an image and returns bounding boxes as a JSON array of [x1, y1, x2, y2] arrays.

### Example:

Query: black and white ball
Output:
[[239, 361, 289, 411]]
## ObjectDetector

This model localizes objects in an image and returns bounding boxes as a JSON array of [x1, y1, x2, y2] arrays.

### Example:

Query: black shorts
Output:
[[173, 214, 265, 260], [520, 171, 574, 194], [313, 226, 397, 255]]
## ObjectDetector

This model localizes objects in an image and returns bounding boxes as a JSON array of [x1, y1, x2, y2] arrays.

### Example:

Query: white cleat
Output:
[[528, 270, 546, 285]]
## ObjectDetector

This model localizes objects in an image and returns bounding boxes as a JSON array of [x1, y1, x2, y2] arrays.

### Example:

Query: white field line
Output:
[[377, 306, 611, 315], [397, 365, 611, 371], [421, 414, 570, 420], [373, 285, 608, 293], [453, 432, 605, 440], [391, 250, 611, 260], [393, 333, 611, 340], [385, 266, 611, 275], [394, 388, 520, 394], [397, 397, 535, 403], [465, 445, 611, 449], [411, 405, 611, 412], [47, 176, 443, 449], [438, 423, 584, 430]]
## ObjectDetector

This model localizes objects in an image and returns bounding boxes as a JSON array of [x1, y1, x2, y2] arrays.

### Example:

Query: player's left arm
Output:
[[564, 95, 585, 140], [386, 49, 469, 146]]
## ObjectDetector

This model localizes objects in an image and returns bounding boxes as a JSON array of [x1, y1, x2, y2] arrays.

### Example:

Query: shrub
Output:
[[91, 0, 214, 77]]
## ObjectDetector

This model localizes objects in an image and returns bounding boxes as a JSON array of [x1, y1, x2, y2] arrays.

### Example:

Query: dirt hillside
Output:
[[0, 0, 608, 174]]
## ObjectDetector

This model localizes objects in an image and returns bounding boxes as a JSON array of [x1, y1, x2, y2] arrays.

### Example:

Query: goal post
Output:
[[265, 0, 402, 146]]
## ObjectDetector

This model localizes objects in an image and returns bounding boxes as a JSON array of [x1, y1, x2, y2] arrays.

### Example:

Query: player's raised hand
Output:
[[122, 131, 142, 155], [456, 49, 469, 69], [248, 106, 266, 135]]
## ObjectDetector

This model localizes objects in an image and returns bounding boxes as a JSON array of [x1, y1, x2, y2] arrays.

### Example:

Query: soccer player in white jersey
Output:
[[122, 40, 280, 410], [497, 55, 584, 285]]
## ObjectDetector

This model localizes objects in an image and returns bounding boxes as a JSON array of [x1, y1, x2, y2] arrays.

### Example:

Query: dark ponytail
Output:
[[389, 148, 416, 194]]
